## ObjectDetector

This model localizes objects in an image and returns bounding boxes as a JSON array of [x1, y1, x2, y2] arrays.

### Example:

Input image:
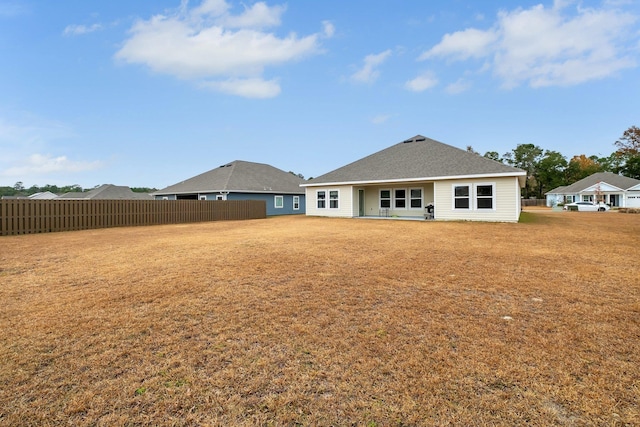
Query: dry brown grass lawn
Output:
[[0, 211, 638, 426]]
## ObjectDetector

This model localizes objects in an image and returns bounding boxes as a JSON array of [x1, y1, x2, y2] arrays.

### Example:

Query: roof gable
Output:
[[583, 182, 623, 192], [304, 135, 525, 185], [555, 172, 640, 194], [154, 160, 305, 195]]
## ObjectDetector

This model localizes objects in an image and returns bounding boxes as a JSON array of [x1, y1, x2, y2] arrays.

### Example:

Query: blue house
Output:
[[152, 160, 306, 216]]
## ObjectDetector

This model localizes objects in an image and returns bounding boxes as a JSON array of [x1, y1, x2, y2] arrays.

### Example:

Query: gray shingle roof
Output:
[[546, 172, 640, 194], [58, 184, 152, 200], [154, 160, 305, 195], [304, 135, 525, 185]]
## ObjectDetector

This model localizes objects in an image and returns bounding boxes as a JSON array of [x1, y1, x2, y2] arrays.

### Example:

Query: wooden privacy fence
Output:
[[0, 199, 266, 236], [521, 198, 547, 207]]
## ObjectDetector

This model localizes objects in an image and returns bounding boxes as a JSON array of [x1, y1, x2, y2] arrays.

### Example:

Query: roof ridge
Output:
[[220, 160, 238, 191]]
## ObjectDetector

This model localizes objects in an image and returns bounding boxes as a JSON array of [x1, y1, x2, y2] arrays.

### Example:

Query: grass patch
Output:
[[0, 212, 638, 425]]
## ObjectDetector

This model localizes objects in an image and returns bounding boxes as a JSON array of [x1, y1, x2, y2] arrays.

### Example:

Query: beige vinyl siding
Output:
[[434, 177, 521, 222], [359, 184, 434, 218], [305, 185, 354, 217]]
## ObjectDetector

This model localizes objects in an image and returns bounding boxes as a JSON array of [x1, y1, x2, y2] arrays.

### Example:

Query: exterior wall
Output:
[[305, 177, 521, 222], [359, 184, 434, 218], [546, 194, 564, 207], [305, 185, 354, 217], [227, 193, 305, 216], [155, 192, 304, 215], [434, 176, 521, 222]]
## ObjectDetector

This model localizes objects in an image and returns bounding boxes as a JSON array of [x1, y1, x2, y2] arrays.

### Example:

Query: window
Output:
[[293, 196, 300, 210], [410, 188, 423, 208], [317, 191, 326, 209], [476, 185, 493, 209], [453, 183, 496, 210], [274, 195, 284, 209], [380, 189, 391, 208], [199, 195, 207, 200], [216, 194, 224, 201], [329, 190, 339, 209], [454, 185, 470, 209], [394, 189, 406, 208]]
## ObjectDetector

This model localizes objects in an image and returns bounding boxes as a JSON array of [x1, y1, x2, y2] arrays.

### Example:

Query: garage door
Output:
[[627, 193, 640, 208]]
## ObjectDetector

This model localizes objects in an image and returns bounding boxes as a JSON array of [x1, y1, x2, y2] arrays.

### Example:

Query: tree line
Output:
[[0, 183, 157, 198], [470, 126, 639, 199], [2, 126, 638, 200]]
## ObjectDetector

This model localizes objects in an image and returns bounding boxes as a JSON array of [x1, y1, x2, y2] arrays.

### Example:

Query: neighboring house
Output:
[[545, 172, 640, 208], [29, 191, 59, 199], [1, 191, 59, 200], [57, 184, 153, 200], [301, 135, 526, 222], [152, 160, 306, 216]]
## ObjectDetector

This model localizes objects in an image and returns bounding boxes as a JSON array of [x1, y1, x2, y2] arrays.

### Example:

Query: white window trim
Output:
[[199, 195, 207, 200], [453, 184, 471, 210], [216, 194, 224, 201], [293, 195, 300, 210], [394, 188, 407, 209], [329, 189, 339, 209], [380, 187, 424, 210], [409, 187, 424, 209], [274, 195, 284, 209], [452, 183, 496, 210], [475, 183, 496, 211], [317, 190, 327, 209], [379, 189, 391, 209]]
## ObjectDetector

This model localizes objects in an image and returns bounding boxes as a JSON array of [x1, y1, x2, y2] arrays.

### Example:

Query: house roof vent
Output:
[[404, 135, 426, 143]]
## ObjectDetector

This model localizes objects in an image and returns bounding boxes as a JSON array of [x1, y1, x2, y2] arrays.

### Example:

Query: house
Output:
[[1, 191, 58, 200], [57, 184, 153, 200], [152, 160, 306, 216], [301, 135, 526, 222], [545, 172, 640, 208], [29, 191, 59, 200]]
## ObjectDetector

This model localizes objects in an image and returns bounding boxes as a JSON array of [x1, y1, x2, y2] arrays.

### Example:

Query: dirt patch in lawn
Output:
[[1, 212, 638, 425]]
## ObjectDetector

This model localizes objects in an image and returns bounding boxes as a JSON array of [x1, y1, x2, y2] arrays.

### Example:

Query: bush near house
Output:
[[0, 213, 638, 425]]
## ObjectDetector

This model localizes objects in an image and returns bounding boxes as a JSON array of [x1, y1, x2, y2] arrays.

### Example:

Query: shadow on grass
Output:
[[519, 211, 555, 224]]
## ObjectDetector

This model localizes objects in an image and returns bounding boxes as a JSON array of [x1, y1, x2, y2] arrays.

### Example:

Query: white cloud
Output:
[[63, 23, 103, 36], [405, 71, 438, 92], [420, 28, 499, 61], [2, 154, 103, 177], [371, 114, 393, 125], [445, 78, 471, 94], [351, 49, 392, 83], [322, 20, 335, 38], [115, 0, 328, 98], [420, 2, 639, 88], [201, 77, 281, 98], [217, 1, 285, 29]]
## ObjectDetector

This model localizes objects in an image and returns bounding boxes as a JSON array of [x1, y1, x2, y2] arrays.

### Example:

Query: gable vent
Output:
[[404, 136, 426, 143]]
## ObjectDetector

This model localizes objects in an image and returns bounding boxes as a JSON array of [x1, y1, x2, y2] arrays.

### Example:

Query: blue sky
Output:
[[1, 0, 639, 189]]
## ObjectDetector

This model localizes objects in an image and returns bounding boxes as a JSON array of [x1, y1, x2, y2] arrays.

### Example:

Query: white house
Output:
[[545, 172, 640, 208], [301, 135, 527, 222]]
